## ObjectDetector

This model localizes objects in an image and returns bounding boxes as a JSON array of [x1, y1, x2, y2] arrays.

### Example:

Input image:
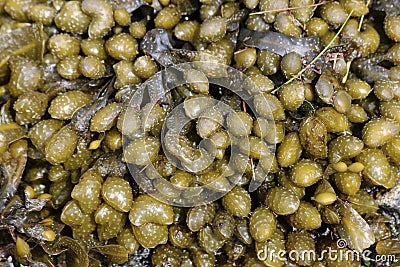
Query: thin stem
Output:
[[12, 42, 37, 56], [242, 100, 247, 112], [250, 158, 256, 182], [358, 0, 371, 31], [272, 10, 354, 94], [250, 0, 332, 16], [358, 15, 365, 31], [0, 56, 10, 69], [0, 42, 37, 69], [342, 60, 352, 84]]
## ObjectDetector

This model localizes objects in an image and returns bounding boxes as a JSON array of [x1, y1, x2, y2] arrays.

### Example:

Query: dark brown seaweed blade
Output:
[[0, 140, 27, 211], [56, 237, 89, 267], [92, 152, 128, 178], [112, 248, 151, 267], [352, 53, 389, 83], [373, 0, 400, 15], [109, 0, 149, 12], [377, 184, 400, 235], [352, 64, 389, 83], [0, 243, 15, 260], [41, 73, 91, 96], [177, 0, 198, 16], [71, 78, 115, 132], [226, 9, 249, 32], [238, 28, 321, 57], [141, 28, 180, 66], [377, 184, 400, 212], [1, 194, 64, 242]]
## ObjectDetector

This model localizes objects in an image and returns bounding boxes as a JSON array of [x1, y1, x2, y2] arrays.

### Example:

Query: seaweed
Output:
[[112, 249, 151, 267], [0, 101, 13, 125], [0, 132, 27, 211], [377, 183, 400, 236], [71, 78, 115, 132], [43, 238, 129, 267], [0, 193, 65, 265], [1, 194, 64, 242], [336, 201, 376, 252], [41, 77, 91, 98], [352, 53, 389, 83], [273, 11, 353, 93], [238, 28, 321, 57], [55, 237, 89, 267], [91, 244, 129, 265], [0, 24, 44, 88], [141, 28, 185, 67], [176, 0, 198, 16], [372, 0, 400, 15], [109, 0, 149, 12], [141, 29, 219, 67], [0, 24, 43, 67], [91, 152, 128, 178], [226, 9, 249, 32]]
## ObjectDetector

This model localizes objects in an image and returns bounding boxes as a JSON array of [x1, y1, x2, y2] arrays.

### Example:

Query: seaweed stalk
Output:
[[272, 10, 354, 94]]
